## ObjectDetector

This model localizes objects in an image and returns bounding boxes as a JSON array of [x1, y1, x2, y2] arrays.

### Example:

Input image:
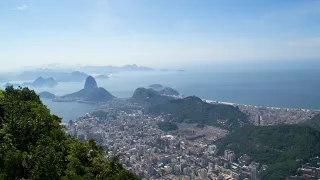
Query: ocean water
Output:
[[3, 68, 320, 122], [41, 99, 97, 123]]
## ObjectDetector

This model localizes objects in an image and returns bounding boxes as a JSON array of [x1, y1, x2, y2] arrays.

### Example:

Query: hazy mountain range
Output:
[[79, 64, 154, 74], [4, 70, 89, 82], [0, 64, 154, 82], [22, 77, 58, 87]]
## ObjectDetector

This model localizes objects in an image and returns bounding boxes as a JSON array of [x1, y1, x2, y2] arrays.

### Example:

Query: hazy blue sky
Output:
[[0, 0, 320, 71]]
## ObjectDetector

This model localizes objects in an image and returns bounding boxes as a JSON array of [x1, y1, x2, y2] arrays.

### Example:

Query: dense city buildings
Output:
[[237, 104, 319, 126], [65, 98, 320, 180]]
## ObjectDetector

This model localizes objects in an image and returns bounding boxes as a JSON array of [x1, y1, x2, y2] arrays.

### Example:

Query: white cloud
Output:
[[13, 4, 29, 11]]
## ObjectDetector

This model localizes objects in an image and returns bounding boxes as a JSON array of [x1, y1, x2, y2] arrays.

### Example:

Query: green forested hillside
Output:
[[131, 89, 247, 130], [0, 86, 139, 180], [217, 125, 320, 180], [301, 113, 320, 131], [152, 96, 248, 130], [131, 88, 173, 107]]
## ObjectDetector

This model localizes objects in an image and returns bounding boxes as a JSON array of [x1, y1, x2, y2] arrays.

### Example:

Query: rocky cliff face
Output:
[[62, 75, 115, 102], [84, 76, 98, 89]]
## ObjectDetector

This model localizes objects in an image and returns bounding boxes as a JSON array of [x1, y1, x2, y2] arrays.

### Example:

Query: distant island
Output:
[[147, 84, 180, 96], [120, 64, 153, 71], [55, 71, 88, 82], [79, 64, 154, 74], [159, 87, 180, 96], [3, 82, 20, 87], [4, 64, 153, 82], [148, 84, 164, 90], [161, 69, 169, 72], [39, 91, 56, 99], [15, 70, 89, 82], [177, 69, 185, 72], [95, 74, 109, 79], [22, 77, 58, 88], [59, 76, 114, 102]]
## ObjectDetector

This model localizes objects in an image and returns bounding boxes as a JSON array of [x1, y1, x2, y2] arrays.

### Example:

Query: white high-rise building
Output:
[[251, 165, 258, 180], [224, 149, 236, 162], [208, 163, 214, 174]]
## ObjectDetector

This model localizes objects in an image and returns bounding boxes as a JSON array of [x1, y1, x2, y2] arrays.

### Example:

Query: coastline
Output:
[[42, 91, 320, 127], [202, 98, 320, 112], [199, 97, 319, 126]]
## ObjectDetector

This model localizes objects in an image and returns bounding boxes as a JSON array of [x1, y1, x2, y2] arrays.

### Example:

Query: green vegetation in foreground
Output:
[[0, 90, 3, 98], [0, 86, 139, 180], [157, 121, 178, 132], [152, 96, 248, 130], [216, 125, 320, 180]]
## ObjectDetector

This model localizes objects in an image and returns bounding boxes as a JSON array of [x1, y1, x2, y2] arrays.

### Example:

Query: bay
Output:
[[4, 68, 320, 122], [41, 98, 97, 123]]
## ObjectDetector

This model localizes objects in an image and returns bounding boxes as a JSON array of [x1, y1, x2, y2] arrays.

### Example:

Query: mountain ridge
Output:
[[22, 77, 58, 87], [130, 87, 248, 130], [61, 76, 114, 102], [151, 96, 248, 130], [130, 87, 174, 107]]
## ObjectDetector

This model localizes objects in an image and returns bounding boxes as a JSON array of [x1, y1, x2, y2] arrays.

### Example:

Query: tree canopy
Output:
[[217, 125, 320, 179], [301, 114, 320, 131], [0, 86, 139, 180], [156, 121, 178, 132], [152, 96, 248, 130]]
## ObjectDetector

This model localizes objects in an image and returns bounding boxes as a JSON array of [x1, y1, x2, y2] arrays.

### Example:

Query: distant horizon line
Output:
[[1, 58, 320, 73]]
